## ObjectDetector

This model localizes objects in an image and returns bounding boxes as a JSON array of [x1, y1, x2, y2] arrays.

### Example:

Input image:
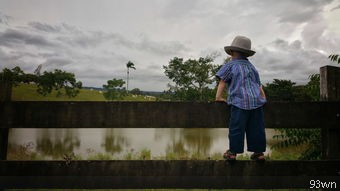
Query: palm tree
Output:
[[329, 54, 340, 64], [126, 61, 136, 92]]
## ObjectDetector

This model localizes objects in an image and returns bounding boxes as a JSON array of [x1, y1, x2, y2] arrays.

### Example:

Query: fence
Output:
[[0, 66, 339, 189]]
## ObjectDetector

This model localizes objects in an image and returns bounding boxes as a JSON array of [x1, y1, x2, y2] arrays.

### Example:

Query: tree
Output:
[[126, 61, 136, 92], [305, 74, 320, 101], [0, 67, 82, 98], [163, 56, 219, 101], [0, 67, 27, 85], [36, 69, 82, 97], [130, 88, 141, 95], [264, 79, 296, 101], [329, 54, 340, 64], [269, 76, 321, 160], [102, 78, 126, 100]]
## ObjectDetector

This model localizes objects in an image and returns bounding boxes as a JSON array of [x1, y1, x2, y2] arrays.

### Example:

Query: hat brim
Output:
[[224, 46, 255, 57]]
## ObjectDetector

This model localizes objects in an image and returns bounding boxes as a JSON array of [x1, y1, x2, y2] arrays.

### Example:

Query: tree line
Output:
[[1, 54, 338, 102], [0, 66, 82, 98]]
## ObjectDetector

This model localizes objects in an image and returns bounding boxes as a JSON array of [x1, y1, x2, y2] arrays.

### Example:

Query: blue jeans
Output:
[[229, 105, 266, 153]]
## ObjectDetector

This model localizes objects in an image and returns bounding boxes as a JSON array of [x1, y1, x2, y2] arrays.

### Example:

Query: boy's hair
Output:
[[231, 50, 248, 58]]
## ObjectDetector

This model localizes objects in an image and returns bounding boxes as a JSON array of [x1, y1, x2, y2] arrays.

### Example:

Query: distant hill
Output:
[[83, 86, 163, 96], [83, 86, 105, 91], [12, 84, 157, 101]]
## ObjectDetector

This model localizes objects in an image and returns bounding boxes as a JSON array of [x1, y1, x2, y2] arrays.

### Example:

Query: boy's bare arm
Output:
[[260, 85, 266, 99], [215, 80, 226, 101]]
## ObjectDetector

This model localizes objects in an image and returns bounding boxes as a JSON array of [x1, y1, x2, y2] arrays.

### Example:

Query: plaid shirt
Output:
[[216, 58, 266, 110]]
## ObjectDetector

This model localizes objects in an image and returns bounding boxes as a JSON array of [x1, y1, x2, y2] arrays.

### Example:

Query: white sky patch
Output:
[[324, 2, 340, 34]]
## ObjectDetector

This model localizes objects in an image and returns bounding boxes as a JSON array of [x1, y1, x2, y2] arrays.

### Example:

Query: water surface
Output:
[[9, 128, 275, 159]]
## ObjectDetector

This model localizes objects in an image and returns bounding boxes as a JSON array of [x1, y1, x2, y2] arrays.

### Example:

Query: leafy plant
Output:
[[0, 67, 82, 98], [126, 61, 136, 92], [269, 75, 321, 160], [163, 56, 221, 101], [37, 69, 82, 97], [102, 78, 127, 100], [329, 54, 340, 64]]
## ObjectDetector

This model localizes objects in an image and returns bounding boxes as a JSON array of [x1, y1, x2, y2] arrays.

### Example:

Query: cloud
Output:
[[137, 36, 189, 56], [161, 0, 200, 19], [0, 12, 11, 25], [28, 22, 62, 33], [43, 57, 72, 69], [1, 0, 339, 91], [330, 4, 340, 11], [0, 28, 55, 47], [253, 38, 332, 84], [276, 0, 333, 23]]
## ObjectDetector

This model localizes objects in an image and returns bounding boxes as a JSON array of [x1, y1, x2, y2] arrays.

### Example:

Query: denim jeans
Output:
[[228, 105, 266, 153]]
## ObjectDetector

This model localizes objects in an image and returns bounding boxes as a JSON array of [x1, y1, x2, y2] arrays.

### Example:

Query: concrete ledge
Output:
[[1, 101, 339, 129], [0, 160, 339, 189]]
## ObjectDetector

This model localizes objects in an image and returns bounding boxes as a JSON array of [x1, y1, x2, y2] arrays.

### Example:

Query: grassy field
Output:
[[11, 83, 156, 101]]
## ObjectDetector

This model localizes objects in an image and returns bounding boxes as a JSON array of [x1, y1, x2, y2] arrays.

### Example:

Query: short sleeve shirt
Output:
[[216, 58, 266, 110]]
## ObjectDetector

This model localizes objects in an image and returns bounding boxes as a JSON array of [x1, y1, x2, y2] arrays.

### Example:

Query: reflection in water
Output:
[[182, 129, 213, 156], [163, 129, 213, 157], [101, 129, 130, 154], [36, 129, 80, 159], [9, 128, 274, 159], [166, 140, 188, 157]]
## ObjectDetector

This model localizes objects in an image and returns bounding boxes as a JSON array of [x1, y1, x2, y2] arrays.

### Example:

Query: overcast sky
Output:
[[1, 0, 340, 91]]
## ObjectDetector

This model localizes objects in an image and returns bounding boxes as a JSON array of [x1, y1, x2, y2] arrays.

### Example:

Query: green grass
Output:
[[11, 83, 156, 101]]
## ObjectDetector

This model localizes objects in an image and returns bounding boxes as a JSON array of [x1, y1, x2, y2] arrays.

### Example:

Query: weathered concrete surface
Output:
[[0, 160, 339, 189], [320, 65, 340, 159], [320, 65, 340, 101], [0, 129, 8, 160], [0, 81, 11, 102], [0, 101, 339, 129], [0, 81, 10, 161]]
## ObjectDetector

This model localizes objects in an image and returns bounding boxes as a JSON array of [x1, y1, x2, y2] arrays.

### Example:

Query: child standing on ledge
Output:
[[215, 36, 267, 161]]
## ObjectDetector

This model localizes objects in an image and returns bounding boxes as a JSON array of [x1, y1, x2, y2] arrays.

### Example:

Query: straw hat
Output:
[[224, 36, 256, 57]]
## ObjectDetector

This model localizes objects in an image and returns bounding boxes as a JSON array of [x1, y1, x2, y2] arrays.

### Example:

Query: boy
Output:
[[215, 36, 267, 161]]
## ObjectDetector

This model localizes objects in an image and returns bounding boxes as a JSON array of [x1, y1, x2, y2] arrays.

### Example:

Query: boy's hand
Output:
[[215, 97, 225, 102]]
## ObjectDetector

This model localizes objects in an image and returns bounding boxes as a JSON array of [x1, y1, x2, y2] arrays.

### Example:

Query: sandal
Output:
[[250, 152, 265, 161], [223, 150, 237, 160]]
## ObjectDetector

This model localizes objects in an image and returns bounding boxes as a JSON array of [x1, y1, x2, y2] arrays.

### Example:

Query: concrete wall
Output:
[[1, 101, 339, 129], [0, 160, 339, 189], [320, 65, 340, 101]]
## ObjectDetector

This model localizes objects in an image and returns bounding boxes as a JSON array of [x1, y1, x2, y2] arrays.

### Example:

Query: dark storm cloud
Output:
[[29, 22, 83, 34], [42, 57, 72, 68], [0, 28, 54, 47], [28, 22, 62, 33], [47, 26, 189, 55], [0, 48, 37, 72], [9, 50, 38, 60]]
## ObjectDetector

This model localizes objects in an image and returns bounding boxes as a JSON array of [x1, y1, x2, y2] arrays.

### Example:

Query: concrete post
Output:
[[0, 80, 12, 102], [320, 65, 340, 159], [0, 80, 10, 160]]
